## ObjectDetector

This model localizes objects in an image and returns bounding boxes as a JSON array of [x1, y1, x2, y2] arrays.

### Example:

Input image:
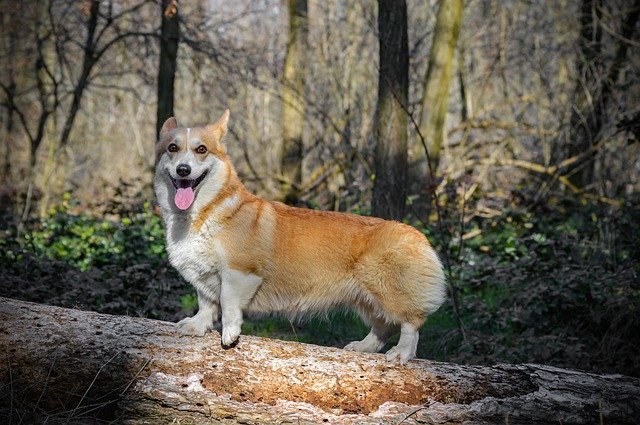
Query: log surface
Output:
[[0, 297, 638, 424]]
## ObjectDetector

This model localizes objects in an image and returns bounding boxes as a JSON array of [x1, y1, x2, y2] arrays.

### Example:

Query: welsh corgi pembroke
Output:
[[154, 110, 446, 363]]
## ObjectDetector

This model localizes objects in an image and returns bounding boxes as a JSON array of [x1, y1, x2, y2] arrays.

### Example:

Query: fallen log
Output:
[[0, 297, 638, 424]]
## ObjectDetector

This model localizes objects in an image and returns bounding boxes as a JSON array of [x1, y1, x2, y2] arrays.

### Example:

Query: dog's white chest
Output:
[[165, 220, 222, 285]]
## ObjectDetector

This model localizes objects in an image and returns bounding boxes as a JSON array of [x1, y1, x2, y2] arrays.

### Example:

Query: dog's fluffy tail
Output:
[[421, 245, 447, 315]]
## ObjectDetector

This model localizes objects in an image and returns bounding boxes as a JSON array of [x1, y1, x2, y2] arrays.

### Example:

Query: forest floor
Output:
[[1, 190, 638, 378]]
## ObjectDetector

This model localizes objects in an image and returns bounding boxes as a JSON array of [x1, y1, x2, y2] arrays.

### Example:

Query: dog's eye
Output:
[[167, 143, 178, 153], [195, 145, 207, 154]]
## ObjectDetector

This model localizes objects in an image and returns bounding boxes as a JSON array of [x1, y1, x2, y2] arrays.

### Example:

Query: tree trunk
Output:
[[280, 0, 308, 205], [371, 0, 409, 221], [58, 0, 100, 148], [156, 0, 180, 140], [416, 0, 463, 173], [566, 0, 639, 190], [1, 5, 16, 181], [2, 297, 638, 424], [564, 0, 603, 190]]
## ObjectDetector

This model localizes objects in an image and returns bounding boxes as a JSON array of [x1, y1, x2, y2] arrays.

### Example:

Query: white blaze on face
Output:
[[174, 128, 197, 210]]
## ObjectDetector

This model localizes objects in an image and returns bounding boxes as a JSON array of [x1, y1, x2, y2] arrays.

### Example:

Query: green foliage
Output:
[[3, 194, 165, 272], [411, 194, 640, 376], [0, 194, 193, 321], [180, 293, 199, 313]]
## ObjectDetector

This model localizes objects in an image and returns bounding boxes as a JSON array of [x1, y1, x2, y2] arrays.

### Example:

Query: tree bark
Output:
[[280, 0, 308, 205], [372, 0, 409, 221], [58, 0, 100, 148], [1, 4, 17, 181], [1, 297, 638, 424], [156, 0, 180, 140], [416, 0, 463, 173]]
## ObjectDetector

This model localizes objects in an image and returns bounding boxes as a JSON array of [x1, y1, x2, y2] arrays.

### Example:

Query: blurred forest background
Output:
[[1, 0, 639, 377]]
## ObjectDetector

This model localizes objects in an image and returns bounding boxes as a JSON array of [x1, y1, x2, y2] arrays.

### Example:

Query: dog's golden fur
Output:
[[154, 110, 446, 363]]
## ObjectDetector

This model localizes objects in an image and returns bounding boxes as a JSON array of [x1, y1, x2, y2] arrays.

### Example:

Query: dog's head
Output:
[[155, 109, 230, 211]]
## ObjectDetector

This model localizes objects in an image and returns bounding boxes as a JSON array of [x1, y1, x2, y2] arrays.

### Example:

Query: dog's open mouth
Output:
[[169, 171, 207, 210]]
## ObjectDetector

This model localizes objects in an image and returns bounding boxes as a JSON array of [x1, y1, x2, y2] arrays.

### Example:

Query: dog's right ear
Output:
[[160, 117, 178, 139]]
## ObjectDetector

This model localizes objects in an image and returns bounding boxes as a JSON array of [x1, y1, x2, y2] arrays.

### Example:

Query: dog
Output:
[[154, 110, 446, 363]]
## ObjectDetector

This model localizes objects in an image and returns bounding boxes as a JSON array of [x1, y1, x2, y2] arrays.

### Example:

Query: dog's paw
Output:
[[385, 345, 414, 364], [344, 339, 381, 353], [176, 315, 211, 336], [221, 325, 241, 347], [343, 340, 364, 351]]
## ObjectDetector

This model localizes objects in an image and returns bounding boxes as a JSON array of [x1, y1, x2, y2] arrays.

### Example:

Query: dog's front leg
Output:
[[177, 285, 220, 336], [220, 269, 262, 347]]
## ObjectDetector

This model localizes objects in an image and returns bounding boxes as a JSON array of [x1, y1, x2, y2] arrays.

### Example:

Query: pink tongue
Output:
[[175, 187, 195, 210]]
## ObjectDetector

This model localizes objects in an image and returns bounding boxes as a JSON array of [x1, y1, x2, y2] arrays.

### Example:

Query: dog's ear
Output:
[[206, 109, 230, 141], [160, 117, 178, 139]]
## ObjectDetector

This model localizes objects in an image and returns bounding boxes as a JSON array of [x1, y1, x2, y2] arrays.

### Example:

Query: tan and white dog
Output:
[[154, 110, 446, 363]]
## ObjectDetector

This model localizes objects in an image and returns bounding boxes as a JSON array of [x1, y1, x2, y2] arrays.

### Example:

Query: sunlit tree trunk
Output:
[[280, 0, 307, 205], [156, 0, 180, 139], [4, 298, 639, 424], [371, 0, 409, 220], [416, 0, 463, 172]]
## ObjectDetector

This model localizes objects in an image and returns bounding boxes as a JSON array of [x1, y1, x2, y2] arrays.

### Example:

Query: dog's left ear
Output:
[[160, 117, 178, 139], [207, 109, 230, 141]]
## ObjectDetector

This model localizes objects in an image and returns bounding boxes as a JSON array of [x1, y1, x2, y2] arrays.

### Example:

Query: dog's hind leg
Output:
[[344, 322, 398, 353], [344, 304, 399, 353], [385, 322, 419, 364]]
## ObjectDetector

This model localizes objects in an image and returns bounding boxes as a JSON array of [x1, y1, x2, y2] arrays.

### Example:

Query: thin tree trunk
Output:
[[566, 0, 640, 190], [371, 0, 409, 221], [2, 99, 12, 180], [156, 0, 180, 139], [58, 0, 100, 148], [280, 0, 308, 205], [416, 0, 463, 172], [2, 7, 15, 181], [20, 3, 57, 225], [565, 0, 603, 189]]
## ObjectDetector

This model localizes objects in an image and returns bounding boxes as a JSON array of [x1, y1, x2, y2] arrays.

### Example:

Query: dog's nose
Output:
[[176, 164, 191, 177]]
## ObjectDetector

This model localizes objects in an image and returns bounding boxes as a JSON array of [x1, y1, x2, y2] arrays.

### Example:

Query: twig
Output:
[[119, 356, 152, 396], [32, 351, 60, 418], [9, 363, 13, 425], [599, 399, 604, 425], [397, 405, 427, 424], [457, 182, 468, 266], [64, 351, 120, 424], [287, 319, 299, 343]]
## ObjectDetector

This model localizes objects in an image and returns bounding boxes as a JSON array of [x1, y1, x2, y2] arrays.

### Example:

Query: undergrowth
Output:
[[417, 192, 640, 377], [0, 191, 638, 377]]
